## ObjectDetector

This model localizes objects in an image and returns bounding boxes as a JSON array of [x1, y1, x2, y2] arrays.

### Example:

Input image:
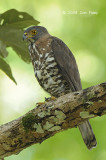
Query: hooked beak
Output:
[[23, 33, 34, 41]]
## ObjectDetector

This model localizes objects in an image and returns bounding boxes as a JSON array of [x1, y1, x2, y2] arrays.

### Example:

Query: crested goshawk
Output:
[[23, 26, 97, 149]]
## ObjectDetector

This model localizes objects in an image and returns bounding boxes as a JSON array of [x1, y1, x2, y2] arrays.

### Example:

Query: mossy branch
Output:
[[0, 82, 106, 159]]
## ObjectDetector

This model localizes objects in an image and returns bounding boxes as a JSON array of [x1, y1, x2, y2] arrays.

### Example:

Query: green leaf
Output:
[[0, 9, 40, 29], [0, 40, 8, 58], [0, 57, 17, 84], [0, 9, 39, 84], [0, 26, 31, 62], [0, 9, 39, 62]]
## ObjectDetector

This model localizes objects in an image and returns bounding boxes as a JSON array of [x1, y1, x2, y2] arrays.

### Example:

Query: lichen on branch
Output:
[[0, 82, 106, 159]]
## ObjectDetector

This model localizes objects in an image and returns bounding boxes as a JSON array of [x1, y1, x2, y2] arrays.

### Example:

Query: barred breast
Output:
[[29, 42, 71, 97]]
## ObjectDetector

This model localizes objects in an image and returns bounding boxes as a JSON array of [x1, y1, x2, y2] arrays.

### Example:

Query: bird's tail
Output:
[[78, 120, 97, 150]]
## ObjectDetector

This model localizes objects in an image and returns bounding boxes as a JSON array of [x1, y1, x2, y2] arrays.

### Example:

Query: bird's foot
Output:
[[45, 96, 56, 102], [36, 97, 56, 106], [36, 102, 45, 106]]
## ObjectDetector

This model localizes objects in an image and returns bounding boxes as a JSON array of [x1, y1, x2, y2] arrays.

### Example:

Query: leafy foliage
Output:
[[0, 9, 39, 83], [0, 57, 17, 84], [0, 40, 8, 58]]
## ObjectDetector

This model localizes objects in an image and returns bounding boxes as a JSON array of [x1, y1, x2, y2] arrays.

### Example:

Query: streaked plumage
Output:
[[23, 26, 97, 149]]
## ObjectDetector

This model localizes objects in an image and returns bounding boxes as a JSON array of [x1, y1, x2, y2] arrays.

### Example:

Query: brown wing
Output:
[[51, 37, 82, 92]]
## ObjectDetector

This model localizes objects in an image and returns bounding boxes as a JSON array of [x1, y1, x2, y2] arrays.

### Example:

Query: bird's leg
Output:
[[45, 96, 56, 102]]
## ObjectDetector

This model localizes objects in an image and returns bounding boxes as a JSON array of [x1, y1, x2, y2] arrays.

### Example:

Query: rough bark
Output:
[[0, 82, 106, 159]]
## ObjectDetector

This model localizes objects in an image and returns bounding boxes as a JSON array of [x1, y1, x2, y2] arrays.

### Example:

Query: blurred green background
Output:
[[0, 0, 106, 160]]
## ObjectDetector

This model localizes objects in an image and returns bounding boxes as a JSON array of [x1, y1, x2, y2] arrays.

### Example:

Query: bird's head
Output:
[[23, 26, 49, 42]]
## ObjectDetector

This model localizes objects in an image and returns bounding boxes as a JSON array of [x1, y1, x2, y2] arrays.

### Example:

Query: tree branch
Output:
[[0, 82, 106, 159]]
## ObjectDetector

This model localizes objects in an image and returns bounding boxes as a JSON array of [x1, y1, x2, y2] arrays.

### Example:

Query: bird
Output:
[[23, 26, 97, 150]]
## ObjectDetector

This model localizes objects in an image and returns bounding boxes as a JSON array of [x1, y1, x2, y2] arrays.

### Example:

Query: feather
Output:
[[51, 36, 97, 149]]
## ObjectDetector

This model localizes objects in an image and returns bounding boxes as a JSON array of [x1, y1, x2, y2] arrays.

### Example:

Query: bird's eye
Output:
[[32, 30, 37, 35]]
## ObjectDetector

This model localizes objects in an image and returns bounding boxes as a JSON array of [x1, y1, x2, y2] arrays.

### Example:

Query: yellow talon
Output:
[[36, 96, 56, 106], [45, 96, 56, 102], [36, 102, 45, 106]]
